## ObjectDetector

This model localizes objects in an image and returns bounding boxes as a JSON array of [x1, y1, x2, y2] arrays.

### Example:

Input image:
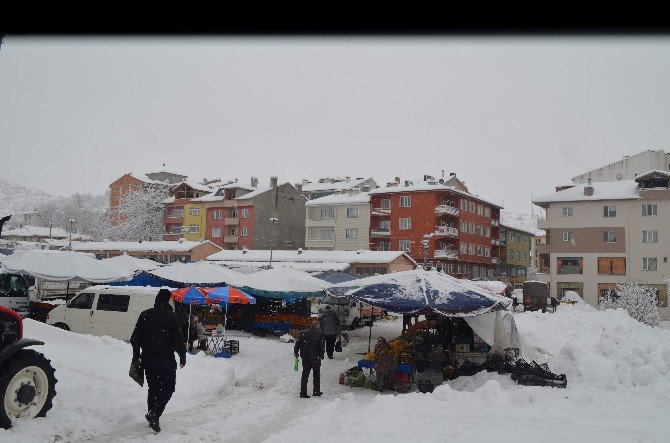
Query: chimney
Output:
[[251, 177, 258, 188], [270, 176, 278, 189], [295, 183, 302, 192], [345, 176, 351, 183], [450, 172, 456, 177], [584, 179, 594, 196], [301, 178, 309, 185], [395, 176, 400, 184]]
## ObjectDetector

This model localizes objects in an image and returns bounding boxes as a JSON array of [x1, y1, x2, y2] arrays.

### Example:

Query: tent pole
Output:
[[223, 301, 228, 339], [187, 304, 191, 351], [368, 303, 374, 375]]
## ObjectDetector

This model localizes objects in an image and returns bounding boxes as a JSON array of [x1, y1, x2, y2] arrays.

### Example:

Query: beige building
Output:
[[534, 171, 670, 319], [304, 191, 371, 251], [572, 149, 670, 184]]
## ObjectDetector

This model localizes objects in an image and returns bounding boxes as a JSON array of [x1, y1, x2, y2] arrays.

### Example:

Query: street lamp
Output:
[[269, 217, 279, 267], [68, 219, 75, 251]]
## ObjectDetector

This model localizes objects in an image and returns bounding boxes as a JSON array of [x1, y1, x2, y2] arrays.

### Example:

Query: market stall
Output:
[[149, 261, 241, 287]]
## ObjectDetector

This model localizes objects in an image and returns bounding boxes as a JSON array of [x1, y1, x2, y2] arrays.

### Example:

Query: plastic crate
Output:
[[358, 359, 375, 369], [223, 340, 240, 355], [397, 363, 413, 375], [214, 350, 232, 359]]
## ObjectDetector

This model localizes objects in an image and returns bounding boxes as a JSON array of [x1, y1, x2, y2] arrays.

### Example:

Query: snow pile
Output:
[[562, 290, 586, 304]]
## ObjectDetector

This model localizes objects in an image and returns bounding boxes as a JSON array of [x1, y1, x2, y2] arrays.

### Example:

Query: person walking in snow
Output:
[[131, 288, 186, 433], [294, 319, 324, 398], [319, 305, 340, 359], [174, 301, 190, 349]]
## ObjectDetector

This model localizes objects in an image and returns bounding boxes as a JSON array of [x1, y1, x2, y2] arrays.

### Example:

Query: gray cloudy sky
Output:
[[1, 36, 670, 214]]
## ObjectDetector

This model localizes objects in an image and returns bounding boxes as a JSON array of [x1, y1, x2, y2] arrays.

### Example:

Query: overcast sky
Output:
[[1, 36, 669, 215]]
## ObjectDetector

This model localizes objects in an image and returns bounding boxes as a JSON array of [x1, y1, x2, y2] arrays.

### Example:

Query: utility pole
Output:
[[421, 233, 431, 270], [68, 219, 74, 251], [269, 217, 278, 267]]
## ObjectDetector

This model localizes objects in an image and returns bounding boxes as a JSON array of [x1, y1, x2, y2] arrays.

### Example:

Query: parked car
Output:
[[0, 272, 30, 318], [316, 295, 383, 330], [46, 286, 159, 341], [523, 281, 549, 312]]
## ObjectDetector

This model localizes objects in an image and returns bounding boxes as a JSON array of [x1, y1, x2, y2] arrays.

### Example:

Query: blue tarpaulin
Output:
[[314, 271, 359, 285], [106, 271, 172, 288]]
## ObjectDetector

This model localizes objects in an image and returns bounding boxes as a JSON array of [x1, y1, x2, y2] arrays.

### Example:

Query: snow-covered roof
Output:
[[208, 249, 417, 265], [535, 229, 546, 237], [128, 172, 174, 186], [172, 181, 213, 193], [0, 225, 69, 239], [533, 180, 640, 205], [219, 261, 351, 273], [70, 240, 221, 253], [191, 192, 225, 202], [213, 181, 256, 191], [500, 221, 538, 236], [301, 177, 372, 193], [162, 196, 176, 204], [305, 192, 370, 206], [369, 181, 503, 208], [101, 253, 163, 272], [234, 182, 297, 200], [149, 261, 240, 285], [634, 169, 670, 182]]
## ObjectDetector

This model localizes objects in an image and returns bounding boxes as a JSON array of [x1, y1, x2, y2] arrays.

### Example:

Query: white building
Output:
[[572, 149, 670, 184], [534, 170, 670, 319], [298, 176, 377, 200], [304, 191, 371, 251]]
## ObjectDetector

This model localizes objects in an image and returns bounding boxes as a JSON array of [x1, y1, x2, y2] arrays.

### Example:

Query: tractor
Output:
[[0, 305, 57, 429]]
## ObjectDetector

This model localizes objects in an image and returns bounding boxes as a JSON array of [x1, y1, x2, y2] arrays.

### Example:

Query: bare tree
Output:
[[599, 282, 661, 327]]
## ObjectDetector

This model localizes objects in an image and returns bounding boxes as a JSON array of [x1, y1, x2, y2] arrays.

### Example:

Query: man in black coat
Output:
[[319, 305, 340, 359], [294, 319, 324, 398], [131, 289, 186, 433]]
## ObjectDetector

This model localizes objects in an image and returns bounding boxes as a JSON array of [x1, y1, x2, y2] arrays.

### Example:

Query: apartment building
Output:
[[368, 177, 502, 279], [163, 181, 213, 241], [534, 170, 670, 319], [305, 191, 370, 250], [298, 176, 377, 200], [531, 230, 547, 270], [498, 222, 535, 284], [572, 149, 670, 184], [192, 177, 306, 251]]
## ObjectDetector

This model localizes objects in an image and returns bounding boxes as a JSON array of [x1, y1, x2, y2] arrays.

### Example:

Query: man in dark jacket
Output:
[[174, 301, 190, 348], [131, 289, 186, 433], [319, 305, 339, 359], [294, 319, 324, 398]]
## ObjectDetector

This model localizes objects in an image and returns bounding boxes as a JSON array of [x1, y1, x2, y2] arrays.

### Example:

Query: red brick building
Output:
[[369, 179, 502, 279]]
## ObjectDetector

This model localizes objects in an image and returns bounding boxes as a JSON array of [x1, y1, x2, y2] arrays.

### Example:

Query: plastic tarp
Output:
[[101, 253, 162, 273], [107, 271, 168, 288], [148, 261, 241, 285], [0, 250, 134, 283], [233, 267, 329, 300], [314, 272, 359, 285], [329, 269, 511, 316]]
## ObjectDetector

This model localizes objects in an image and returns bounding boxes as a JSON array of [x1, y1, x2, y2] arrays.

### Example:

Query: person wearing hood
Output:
[[131, 288, 186, 433], [319, 305, 340, 359]]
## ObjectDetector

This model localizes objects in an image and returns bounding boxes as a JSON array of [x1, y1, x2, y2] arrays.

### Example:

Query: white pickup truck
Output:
[[315, 295, 383, 330]]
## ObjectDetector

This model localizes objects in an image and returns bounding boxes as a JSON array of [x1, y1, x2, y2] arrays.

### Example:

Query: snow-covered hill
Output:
[[0, 178, 55, 220]]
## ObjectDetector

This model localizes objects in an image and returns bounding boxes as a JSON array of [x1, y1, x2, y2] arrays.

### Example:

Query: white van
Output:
[[316, 295, 383, 330], [46, 286, 161, 341]]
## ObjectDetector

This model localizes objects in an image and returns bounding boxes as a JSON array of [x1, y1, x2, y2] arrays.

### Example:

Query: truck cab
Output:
[[316, 295, 382, 330], [0, 272, 30, 318]]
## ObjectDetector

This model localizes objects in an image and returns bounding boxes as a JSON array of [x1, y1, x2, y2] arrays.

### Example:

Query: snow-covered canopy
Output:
[[215, 260, 350, 273], [101, 253, 163, 273], [468, 280, 509, 296], [208, 249, 416, 265], [232, 267, 330, 299], [0, 249, 134, 283], [0, 225, 69, 239], [148, 261, 241, 285]]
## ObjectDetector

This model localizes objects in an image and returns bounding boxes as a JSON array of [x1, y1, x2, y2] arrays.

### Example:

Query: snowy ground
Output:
[[2, 304, 670, 442]]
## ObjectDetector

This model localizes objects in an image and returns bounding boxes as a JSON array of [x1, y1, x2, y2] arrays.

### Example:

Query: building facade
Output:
[[368, 179, 502, 279], [298, 176, 377, 200], [163, 182, 213, 242], [498, 223, 534, 284], [534, 171, 670, 319], [305, 192, 371, 250], [71, 239, 222, 263], [572, 149, 670, 184]]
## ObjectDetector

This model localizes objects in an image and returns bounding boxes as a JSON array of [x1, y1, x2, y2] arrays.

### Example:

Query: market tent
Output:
[[101, 253, 162, 273], [149, 261, 241, 286], [469, 280, 509, 296], [232, 267, 329, 300], [330, 269, 511, 316], [314, 271, 359, 285], [106, 271, 167, 287], [0, 249, 134, 283], [208, 287, 256, 338]]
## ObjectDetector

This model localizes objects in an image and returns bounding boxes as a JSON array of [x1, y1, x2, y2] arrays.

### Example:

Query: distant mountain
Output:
[[0, 178, 56, 220]]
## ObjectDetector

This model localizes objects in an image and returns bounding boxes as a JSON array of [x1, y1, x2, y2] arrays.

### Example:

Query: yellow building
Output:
[[163, 181, 213, 241], [183, 202, 207, 241]]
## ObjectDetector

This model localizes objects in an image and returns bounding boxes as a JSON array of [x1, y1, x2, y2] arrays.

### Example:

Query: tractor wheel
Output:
[[349, 318, 360, 330], [0, 349, 57, 429]]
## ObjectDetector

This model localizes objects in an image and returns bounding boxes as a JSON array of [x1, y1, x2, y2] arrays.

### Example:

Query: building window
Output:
[[229, 227, 237, 236], [170, 208, 184, 218], [345, 207, 359, 218], [603, 205, 616, 218], [477, 205, 483, 216], [379, 242, 390, 251], [242, 208, 250, 219], [381, 198, 391, 209], [477, 246, 483, 256], [643, 230, 659, 243], [399, 240, 411, 252], [486, 227, 491, 237], [345, 228, 358, 239], [170, 225, 181, 234], [211, 227, 222, 237], [562, 232, 574, 242], [230, 209, 238, 218], [468, 244, 475, 255], [642, 204, 657, 216], [460, 243, 466, 254], [400, 196, 411, 207], [642, 257, 657, 271], [603, 231, 617, 243], [484, 247, 490, 257], [461, 200, 467, 211], [469, 202, 476, 213], [469, 223, 475, 234], [598, 257, 626, 275], [188, 225, 199, 233], [460, 220, 467, 231], [319, 229, 333, 240], [321, 208, 334, 219], [242, 227, 248, 237], [189, 208, 201, 216], [477, 225, 484, 236], [484, 207, 491, 218], [212, 210, 222, 220], [557, 257, 583, 274], [399, 218, 411, 230], [562, 207, 573, 216]]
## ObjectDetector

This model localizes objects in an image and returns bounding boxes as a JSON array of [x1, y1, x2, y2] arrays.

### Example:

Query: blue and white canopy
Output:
[[329, 269, 511, 316]]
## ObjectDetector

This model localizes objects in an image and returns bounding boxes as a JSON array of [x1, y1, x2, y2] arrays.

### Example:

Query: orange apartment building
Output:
[[368, 176, 502, 279]]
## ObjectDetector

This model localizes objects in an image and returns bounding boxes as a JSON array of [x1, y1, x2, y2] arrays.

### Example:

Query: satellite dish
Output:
[[616, 173, 623, 181], [439, 178, 445, 184]]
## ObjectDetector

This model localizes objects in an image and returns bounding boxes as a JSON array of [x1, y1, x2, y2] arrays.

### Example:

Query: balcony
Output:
[[537, 218, 549, 229], [491, 219, 500, 227], [491, 257, 499, 264], [433, 226, 459, 238], [305, 218, 336, 227], [224, 235, 238, 243], [435, 249, 459, 259], [491, 238, 500, 246], [435, 205, 459, 217], [223, 200, 238, 207], [306, 238, 335, 246], [224, 218, 239, 225], [370, 228, 391, 238], [537, 243, 551, 255], [371, 208, 391, 216]]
